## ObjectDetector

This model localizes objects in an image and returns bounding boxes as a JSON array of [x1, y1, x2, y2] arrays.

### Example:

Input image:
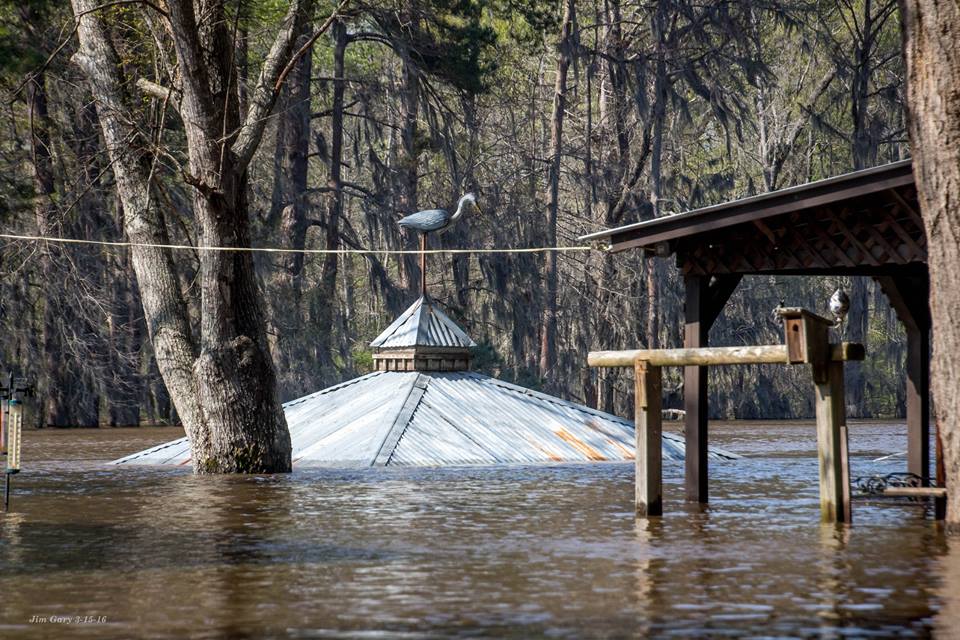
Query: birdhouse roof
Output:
[[370, 296, 476, 349]]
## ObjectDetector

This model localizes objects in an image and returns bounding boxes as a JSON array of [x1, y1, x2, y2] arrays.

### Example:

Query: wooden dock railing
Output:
[[589, 308, 864, 524]]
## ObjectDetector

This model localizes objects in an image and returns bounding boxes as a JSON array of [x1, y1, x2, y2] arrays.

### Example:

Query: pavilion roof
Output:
[[580, 160, 916, 258]]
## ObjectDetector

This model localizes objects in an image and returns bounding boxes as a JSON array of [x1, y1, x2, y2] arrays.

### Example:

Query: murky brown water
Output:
[[0, 422, 957, 638]]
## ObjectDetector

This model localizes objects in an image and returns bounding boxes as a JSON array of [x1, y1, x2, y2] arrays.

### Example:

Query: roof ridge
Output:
[[282, 371, 385, 407], [372, 373, 429, 466], [370, 297, 424, 348]]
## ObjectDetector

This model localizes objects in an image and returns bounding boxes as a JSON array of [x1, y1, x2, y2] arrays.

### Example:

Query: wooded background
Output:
[[0, 0, 909, 427]]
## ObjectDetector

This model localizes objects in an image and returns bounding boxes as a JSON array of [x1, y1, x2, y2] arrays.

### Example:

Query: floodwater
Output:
[[0, 422, 957, 639]]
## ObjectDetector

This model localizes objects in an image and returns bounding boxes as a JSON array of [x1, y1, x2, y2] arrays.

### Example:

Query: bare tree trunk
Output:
[[28, 73, 70, 426], [71, 0, 317, 472], [396, 40, 422, 298], [72, 0, 202, 442], [845, 2, 876, 418], [269, 15, 314, 393], [646, 2, 670, 349], [316, 20, 347, 377], [899, 0, 960, 530], [540, 0, 575, 384], [846, 277, 870, 416]]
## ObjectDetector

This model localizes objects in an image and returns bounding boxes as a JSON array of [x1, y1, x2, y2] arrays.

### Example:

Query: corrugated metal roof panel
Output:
[[387, 373, 696, 466], [370, 296, 476, 349], [113, 436, 191, 466], [112, 371, 738, 468]]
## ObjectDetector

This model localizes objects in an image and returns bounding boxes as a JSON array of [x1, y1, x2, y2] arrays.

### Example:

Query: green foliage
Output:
[[375, 0, 498, 94], [352, 346, 374, 373]]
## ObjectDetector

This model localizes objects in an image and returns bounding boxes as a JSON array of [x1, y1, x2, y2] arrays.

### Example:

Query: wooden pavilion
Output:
[[580, 159, 935, 504]]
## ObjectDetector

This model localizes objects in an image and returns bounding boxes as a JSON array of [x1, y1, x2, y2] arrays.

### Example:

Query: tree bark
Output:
[[72, 0, 202, 441], [645, 2, 670, 350], [396, 41, 422, 298], [269, 13, 315, 393], [27, 73, 71, 427], [71, 0, 316, 472], [315, 20, 347, 379], [540, 0, 575, 384], [899, 0, 960, 529]]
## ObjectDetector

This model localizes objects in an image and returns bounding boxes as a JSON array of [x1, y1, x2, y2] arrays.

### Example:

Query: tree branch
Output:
[[136, 78, 181, 112], [233, 0, 347, 170], [274, 0, 351, 93]]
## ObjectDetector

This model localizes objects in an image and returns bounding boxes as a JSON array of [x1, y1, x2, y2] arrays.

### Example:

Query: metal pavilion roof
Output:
[[112, 370, 739, 467], [114, 296, 739, 468], [578, 159, 915, 254], [370, 296, 476, 349]]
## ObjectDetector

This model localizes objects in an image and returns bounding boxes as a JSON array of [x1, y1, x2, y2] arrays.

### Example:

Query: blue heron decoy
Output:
[[398, 193, 482, 295]]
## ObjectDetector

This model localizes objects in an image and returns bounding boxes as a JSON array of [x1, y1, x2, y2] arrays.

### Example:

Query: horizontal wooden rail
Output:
[[878, 486, 947, 499], [588, 342, 865, 368]]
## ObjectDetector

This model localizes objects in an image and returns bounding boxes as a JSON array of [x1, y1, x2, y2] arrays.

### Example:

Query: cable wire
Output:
[[0, 233, 594, 255]]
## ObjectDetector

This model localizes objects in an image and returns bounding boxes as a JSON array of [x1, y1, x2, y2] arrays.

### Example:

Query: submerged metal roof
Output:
[[370, 296, 476, 349], [113, 371, 739, 468]]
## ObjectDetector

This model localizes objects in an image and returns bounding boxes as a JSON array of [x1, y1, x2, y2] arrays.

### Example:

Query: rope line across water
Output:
[[0, 233, 594, 255]]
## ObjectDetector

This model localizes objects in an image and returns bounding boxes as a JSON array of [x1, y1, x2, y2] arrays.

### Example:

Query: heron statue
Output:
[[398, 193, 482, 296]]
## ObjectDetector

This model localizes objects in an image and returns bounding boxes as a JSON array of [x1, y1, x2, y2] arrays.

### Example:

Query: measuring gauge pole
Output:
[[1, 394, 6, 457], [3, 398, 20, 510], [2, 375, 32, 512]]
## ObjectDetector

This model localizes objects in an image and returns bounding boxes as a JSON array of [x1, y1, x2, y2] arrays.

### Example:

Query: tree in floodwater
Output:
[[899, 0, 960, 530], [69, 0, 339, 472]]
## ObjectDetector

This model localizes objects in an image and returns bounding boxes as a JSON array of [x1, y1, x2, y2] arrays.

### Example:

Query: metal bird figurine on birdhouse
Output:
[[829, 287, 850, 327]]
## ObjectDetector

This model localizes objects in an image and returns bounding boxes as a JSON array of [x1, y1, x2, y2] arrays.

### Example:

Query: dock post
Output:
[[683, 276, 709, 504], [635, 359, 662, 516], [814, 361, 852, 523]]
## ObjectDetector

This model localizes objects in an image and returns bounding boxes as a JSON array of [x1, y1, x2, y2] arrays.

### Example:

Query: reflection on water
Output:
[[0, 422, 950, 638]]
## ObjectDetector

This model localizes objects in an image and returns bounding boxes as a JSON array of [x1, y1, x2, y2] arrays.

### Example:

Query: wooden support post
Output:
[[906, 325, 930, 484], [936, 420, 947, 520], [876, 275, 931, 486], [635, 359, 662, 516], [814, 361, 852, 523], [682, 274, 742, 504], [419, 234, 427, 297], [683, 276, 709, 504]]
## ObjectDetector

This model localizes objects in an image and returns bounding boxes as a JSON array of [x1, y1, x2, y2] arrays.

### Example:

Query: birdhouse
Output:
[[777, 308, 833, 366]]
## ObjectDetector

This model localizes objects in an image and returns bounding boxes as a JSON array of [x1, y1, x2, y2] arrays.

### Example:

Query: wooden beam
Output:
[[885, 203, 926, 257], [684, 276, 710, 504], [681, 275, 740, 505], [876, 274, 931, 332], [705, 275, 743, 328], [876, 275, 931, 485], [588, 342, 865, 368], [831, 214, 882, 267], [814, 361, 852, 523], [906, 327, 931, 484], [812, 220, 858, 268], [878, 486, 947, 498], [635, 360, 662, 516], [859, 218, 907, 264], [888, 186, 921, 222]]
